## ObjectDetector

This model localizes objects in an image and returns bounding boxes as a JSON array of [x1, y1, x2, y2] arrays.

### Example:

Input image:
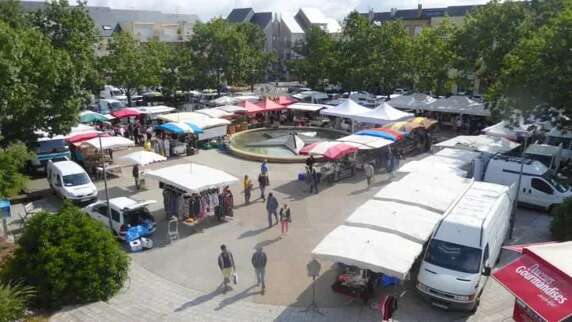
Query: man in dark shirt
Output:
[[251, 246, 267, 293], [217, 244, 235, 292]]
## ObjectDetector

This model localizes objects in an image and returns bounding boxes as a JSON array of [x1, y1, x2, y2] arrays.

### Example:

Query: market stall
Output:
[[136, 105, 176, 124], [436, 135, 521, 154], [120, 151, 166, 189], [111, 108, 142, 119], [388, 93, 436, 111], [195, 108, 234, 119], [350, 102, 414, 125], [215, 105, 247, 113], [145, 163, 238, 223], [155, 121, 203, 156], [80, 111, 114, 124], [300, 142, 359, 182], [493, 242, 572, 322], [76, 136, 134, 176], [287, 103, 330, 126], [158, 112, 231, 142]]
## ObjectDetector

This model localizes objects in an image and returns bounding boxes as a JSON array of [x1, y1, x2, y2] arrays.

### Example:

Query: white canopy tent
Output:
[[120, 151, 166, 166], [320, 99, 370, 118], [350, 102, 414, 125], [136, 105, 176, 116], [215, 105, 247, 113], [293, 91, 329, 101], [287, 103, 330, 112], [345, 200, 442, 244], [336, 134, 393, 149], [312, 225, 423, 279], [425, 96, 491, 117], [146, 163, 238, 193], [82, 136, 135, 150], [481, 121, 531, 141], [194, 108, 233, 118], [389, 93, 436, 110], [436, 135, 520, 154], [374, 172, 472, 213], [398, 160, 469, 177], [211, 96, 238, 106]]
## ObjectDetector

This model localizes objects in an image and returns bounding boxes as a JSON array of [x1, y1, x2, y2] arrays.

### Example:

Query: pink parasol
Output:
[[111, 108, 141, 119], [300, 141, 359, 160]]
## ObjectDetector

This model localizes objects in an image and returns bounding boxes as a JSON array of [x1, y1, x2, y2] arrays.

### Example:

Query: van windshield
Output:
[[425, 239, 482, 274], [543, 173, 569, 193], [62, 173, 90, 187]]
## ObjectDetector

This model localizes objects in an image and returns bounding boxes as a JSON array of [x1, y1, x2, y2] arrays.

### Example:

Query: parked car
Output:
[[84, 197, 157, 240], [47, 160, 97, 206]]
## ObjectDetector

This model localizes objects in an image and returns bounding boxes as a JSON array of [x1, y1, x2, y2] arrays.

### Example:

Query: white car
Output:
[[84, 197, 157, 240]]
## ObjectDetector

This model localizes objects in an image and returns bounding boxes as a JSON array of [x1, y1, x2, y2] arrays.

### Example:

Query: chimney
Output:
[[417, 3, 422, 17], [390, 8, 397, 17]]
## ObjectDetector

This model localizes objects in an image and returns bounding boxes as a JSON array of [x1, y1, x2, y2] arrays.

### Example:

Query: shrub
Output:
[[1, 205, 130, 309], [0, 281, 34, 322], [551, 198, 572, 241]]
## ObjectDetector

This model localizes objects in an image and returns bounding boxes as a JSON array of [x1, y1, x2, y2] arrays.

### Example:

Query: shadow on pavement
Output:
[[174, 284, 225, 312], [214, 284, 260, 311], [238, 226, 269, 239], [254, 236, 281, 249]]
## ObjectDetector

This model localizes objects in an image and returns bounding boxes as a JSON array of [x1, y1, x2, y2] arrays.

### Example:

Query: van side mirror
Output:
[[482, 266, 491, 276]]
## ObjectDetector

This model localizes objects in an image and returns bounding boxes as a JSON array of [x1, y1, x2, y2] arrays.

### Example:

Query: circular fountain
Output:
[[228, 127, 348, 162]]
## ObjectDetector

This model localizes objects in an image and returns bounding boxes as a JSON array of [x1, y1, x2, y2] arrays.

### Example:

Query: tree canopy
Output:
[[0, 143, 33, 197]]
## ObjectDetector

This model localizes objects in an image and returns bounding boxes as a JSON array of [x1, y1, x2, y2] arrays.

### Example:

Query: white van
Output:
[[483, 155, 572, 213], [47, 160, 97, 206], [417, 182, 516, 311]]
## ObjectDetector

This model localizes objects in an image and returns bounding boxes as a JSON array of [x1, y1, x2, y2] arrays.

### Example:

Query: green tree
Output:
[[289, 26, 336, 90], [550, 198, 572, 241], [496, 3, 572, 114], [0, 143, 33, 197], [235, 22, 274, 91], [0, 281, 35, 322], [104, 33, 161, 106], [0, 20, 82, 145], [412, 20, 458, 95], [31, 0, 101, 94], [335, 12, 373, 91], [0, 0, 27, 29], [1, 205, 130, 309], [454, 1, 531, 94]]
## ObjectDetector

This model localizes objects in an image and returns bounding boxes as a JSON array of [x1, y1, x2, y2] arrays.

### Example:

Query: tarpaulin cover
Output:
[[111, 108, 141, 118], [312, 225, 423, 279], [493, 245, 572, 322], [299, 141, 359, 160], [356, 128, 405, 141], [337, 134, 393, 149], [345, 200, 442, 244], [374, 172, 472, 213], [320, 99, 370, 118], [350, 102, 414, 125], [82, 136, 135, 150], [156, 122, 203, 134], [145, 163, 238, 193], [436, 135, 521, 154]]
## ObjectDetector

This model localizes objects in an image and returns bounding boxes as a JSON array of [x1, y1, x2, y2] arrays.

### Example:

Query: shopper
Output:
[[279, 203, 291, 236], [251, 246, 267, 293], [261, 159, 269, 175], [364, 162, 375, 187], [309, 167, 319, 194], [243, 175, 253, 204], [132, 164, 140, 190], [258, 172, 268, 201], [266, 192, 278, 227], [218, 245, 235, 293], [305, 155, 315, 169]]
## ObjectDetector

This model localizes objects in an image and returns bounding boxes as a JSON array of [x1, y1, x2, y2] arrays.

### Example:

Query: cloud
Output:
[[70, 0, 489, 21]]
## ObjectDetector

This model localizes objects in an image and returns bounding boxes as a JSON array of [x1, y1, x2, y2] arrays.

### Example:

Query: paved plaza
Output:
[[7, 149, 551, 322]]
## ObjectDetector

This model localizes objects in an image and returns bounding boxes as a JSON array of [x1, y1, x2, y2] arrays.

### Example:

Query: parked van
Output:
[[99, 85, 127, 102], [29, 136, 71, 174], [524, 143, 562, 171], [483, 155, 572, 213], [47, 160, 97, 205], [417, 181, 516, 311]]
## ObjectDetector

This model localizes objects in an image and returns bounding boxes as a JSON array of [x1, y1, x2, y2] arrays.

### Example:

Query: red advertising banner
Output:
[[494, 254, 572, 322]]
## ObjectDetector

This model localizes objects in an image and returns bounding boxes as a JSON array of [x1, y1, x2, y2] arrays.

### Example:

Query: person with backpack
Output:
[[266, 192, 279, 227], [217, 244, 236, 292], [258, 172, 268, 201]]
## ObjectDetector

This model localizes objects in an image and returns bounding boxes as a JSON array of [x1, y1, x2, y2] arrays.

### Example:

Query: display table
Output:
[[331, 273, 374, 304], [319, 162, 355, 183], [171, 142, 187, 156]]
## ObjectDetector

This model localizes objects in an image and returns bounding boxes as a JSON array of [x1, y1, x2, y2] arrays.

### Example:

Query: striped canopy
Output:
[[156, 122, 203, 135]]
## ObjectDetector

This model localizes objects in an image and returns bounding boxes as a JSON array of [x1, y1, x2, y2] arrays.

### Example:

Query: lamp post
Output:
[[98, 135, 113, 230], [509, 133, 529, 240]]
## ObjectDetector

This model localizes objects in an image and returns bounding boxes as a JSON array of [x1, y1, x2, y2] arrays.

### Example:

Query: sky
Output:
[[61, 0, 490, 20]]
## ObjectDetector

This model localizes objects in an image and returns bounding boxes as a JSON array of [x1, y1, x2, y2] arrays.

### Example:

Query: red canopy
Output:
[[256, 98, 286, 112], [111, 108, 141, 119], [66, 131, 101, 144], [493, 248, 572, 322], [241, 100, 265, 114], [276, 96, 298, 106]]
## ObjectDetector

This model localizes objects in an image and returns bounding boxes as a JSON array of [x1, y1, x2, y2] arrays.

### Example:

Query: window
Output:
[[483, 245, 489, 266], [96, 205, 109, 217], [425, 239, 482, 274], [62, 173, 90, 187], [531, 178, 553, 195], [111, 209, 120, 223]]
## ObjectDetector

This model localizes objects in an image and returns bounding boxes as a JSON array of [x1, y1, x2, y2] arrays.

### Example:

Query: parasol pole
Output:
[[99, 135, 113, 230]]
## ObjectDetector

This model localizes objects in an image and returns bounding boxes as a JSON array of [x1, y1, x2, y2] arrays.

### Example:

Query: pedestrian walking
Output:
[[364, 162, 375, 186], [261, 159, 269, 175], [258, 172, 268, 201], [309, 167, 319, 194], [266, 192, 278, 227], [132, 164, 140, 190], [305, 155, 315, 169], [243, 175, 253, 204], [279, 203, 291, 236], [251, 246, 267, 293], [217, 245, 236, 293]]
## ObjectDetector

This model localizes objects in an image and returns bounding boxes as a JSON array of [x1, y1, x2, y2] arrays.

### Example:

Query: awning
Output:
[[436, 135, 521, 154], [136, 105, 176, 115], [287, 103, 329, 112], [337, 134, 393, 149], [111, 108, 141, 119], [256, 98, 286, 112], [158, 112, 230, 129], [66, 131, 103, 144], [299, 141, 359, 160], [145, 163, 238, 193], [215, 105, 247, 113], [120, 151, 166, 166], [312, 225, 423, 279], [194, 108, 233, 118], [277, 96, 298, 105], [241, 100, 266, 114], [81, 136, 135, 150], [156, 122, 203, 134], [493, 247, 572, 322]]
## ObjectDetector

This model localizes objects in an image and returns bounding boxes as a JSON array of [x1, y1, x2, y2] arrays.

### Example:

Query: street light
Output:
[[98, 134, 113, 230]]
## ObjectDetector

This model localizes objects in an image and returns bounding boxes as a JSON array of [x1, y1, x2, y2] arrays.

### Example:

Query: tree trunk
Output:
[[126, 87, 132, 107]]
